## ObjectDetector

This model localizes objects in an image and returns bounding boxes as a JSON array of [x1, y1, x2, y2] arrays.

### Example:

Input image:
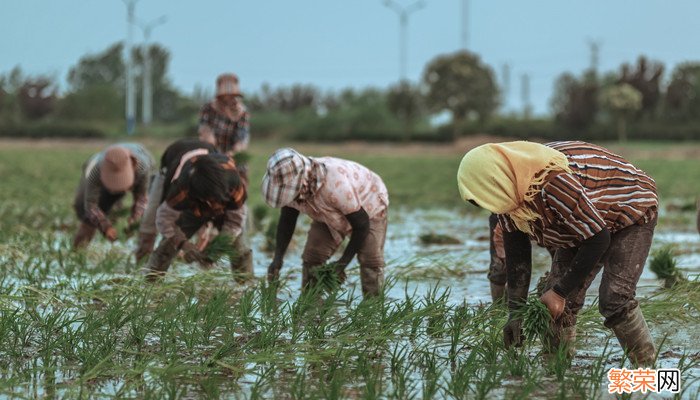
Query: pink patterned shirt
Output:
[[289, 157, 389, 241]]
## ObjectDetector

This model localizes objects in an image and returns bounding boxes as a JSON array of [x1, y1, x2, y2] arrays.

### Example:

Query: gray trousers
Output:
[[301, 217, 387, 297], [540, 215, 657, 330]]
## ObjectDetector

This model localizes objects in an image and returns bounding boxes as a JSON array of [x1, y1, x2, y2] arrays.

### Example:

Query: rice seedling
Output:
[[419, 232, 462, 245], [650, 244, 687, 288], [202, 234, 238, 265], [515, 295, 553, 345]]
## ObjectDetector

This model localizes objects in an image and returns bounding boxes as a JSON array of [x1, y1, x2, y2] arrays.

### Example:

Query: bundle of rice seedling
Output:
[[203, 234, 237, 264], [263, 218, 278, 252], [419, 232, 462, 245], [233, 151, 252, 166], [650, 245, 686, 288], [520, 295, 553, 344], [313, 263, 344, 293]]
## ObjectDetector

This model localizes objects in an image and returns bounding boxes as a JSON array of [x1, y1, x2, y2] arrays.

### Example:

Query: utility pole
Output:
[[587, 39, 602, 75], [460, 0, 468, 50], [521, 73, 532, 120], [383, 0, 426, 81], [501, 63, 511, 112], [123, 0, 139, 135], [138, 15, 167, 126]]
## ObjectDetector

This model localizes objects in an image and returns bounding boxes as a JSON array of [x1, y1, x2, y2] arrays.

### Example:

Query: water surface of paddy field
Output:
[[2, 208, 699, 399], [1, 139, 700, 398]]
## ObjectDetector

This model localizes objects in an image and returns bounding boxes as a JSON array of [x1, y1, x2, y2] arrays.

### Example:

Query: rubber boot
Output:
[[611, 306, 656, 366], [490, 282, 506, 303], [144, 237, 179, 282], [230, 234, 254, 283], [360, 264, 384, 298], [543, 325, 577, 359], [73, 222, 97, 249]]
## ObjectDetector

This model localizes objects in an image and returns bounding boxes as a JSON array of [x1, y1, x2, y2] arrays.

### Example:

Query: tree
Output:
[[17, 77, 57, 120], [617, 56, 664, 118], [248, 83, 320, 113], [67, 43, 125, 92], [422, 50, 499, 137], [600, 83, 642, 142], [551, 70, 599, 130], [664, 62, 700, 121], [386, 80, 424, 137]]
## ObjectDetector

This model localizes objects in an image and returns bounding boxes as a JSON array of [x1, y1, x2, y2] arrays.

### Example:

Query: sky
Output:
[[2, 0, 699, 116]]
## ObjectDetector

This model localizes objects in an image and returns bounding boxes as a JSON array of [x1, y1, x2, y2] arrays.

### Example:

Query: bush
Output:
[[0, 122, 107, 138]]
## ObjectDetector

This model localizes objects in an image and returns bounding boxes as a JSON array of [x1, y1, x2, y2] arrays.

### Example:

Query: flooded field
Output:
[[1, 207, 698, 399]]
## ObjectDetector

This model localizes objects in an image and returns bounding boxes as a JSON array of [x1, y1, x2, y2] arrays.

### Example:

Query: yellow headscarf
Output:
[[457, 141, 572, 234]]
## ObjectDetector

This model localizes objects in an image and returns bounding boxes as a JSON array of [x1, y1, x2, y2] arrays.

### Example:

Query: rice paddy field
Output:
[[1, 137, 700, 399]]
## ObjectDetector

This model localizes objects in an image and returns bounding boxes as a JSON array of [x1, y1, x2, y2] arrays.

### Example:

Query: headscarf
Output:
[[262, 148, 326, 208], [457, 141, 572, 234]]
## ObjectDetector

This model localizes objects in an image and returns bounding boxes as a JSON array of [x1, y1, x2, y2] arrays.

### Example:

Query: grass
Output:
[[1, 139, 700, 397]]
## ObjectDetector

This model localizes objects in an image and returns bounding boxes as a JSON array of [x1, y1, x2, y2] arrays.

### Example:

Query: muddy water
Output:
[[23, 208, 699, 397], [243, 208, 700, 397]]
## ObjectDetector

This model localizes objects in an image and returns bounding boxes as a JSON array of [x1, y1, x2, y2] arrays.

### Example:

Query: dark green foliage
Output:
[[0, 123, 106, 138]]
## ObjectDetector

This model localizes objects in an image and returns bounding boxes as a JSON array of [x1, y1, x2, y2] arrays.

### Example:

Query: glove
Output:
[[503, 316, 524, 348], [104, 226, 118, 242], [540, 289, 566, 319], [267, 259, 282, 283], [182, 241, 211, 269], [134, 232, 156, 262]]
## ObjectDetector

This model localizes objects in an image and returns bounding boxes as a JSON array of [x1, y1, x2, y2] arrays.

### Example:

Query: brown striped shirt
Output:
[[499, 141, 658, 248]]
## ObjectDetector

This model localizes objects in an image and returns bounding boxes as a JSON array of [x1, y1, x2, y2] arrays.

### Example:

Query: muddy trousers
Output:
[[301, 217, 387, 298], [145, 209, 253, 282], [540, 216, 657, 364], [72, 176, 125, 249]]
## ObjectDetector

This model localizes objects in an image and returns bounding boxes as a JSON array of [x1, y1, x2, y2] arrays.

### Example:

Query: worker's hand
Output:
[[134, 232, 156, 262], [330, 260, 348, 284], [503, 316, 524, 348], [182, 241, 211, 269], [540, 289, 566, 320], [104, 227, 118, 242], [267, 259, 283, 283]]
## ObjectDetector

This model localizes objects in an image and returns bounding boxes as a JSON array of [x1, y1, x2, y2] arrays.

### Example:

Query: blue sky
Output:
[[2, 0, 699, 115]]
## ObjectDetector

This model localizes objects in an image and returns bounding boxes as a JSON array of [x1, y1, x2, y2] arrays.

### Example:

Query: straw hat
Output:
[[216, 73, 242, 97], [100, 145, 134, 192]]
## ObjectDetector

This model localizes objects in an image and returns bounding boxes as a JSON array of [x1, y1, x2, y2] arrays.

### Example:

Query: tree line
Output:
[[1, 41, 700, 141]]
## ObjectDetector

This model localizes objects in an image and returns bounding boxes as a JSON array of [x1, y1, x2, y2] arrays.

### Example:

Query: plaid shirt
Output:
[[198, 102, 250, 154]]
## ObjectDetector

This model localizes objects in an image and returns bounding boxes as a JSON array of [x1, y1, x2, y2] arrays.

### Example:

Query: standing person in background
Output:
[[198, 73, 250, 158], [263, 148, 389, 298], [458, 141, 658, 365], [197, 73, 252, 248], [134, 138, 217, 262], [72, 143, 155, 249]]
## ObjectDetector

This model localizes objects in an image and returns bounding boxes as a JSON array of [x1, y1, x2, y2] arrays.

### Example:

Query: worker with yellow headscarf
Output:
[[458, 140, 658, 365]]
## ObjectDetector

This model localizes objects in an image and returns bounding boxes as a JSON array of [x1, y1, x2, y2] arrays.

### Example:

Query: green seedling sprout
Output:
[[650, 244, 687, 288], [519, 295, 553, 344], [203, 234, 238, 264]]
